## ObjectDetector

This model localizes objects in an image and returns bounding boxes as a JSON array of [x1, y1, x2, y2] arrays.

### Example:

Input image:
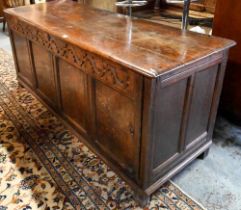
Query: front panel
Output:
[[95, 81, 139, 178], [12, 32, 34, 88], [32, 43, 57, 108], [58, 59, 87, 133]]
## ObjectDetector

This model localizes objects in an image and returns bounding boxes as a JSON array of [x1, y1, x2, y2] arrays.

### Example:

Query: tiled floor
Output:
[[173, 117, 241, 210], [0, 21, 241, 210]]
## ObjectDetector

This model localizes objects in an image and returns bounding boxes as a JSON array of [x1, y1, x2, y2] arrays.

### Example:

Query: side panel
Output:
[[146, 62, 222, 186], [185, 66, 218, 147], [152, 79, 187, 168]]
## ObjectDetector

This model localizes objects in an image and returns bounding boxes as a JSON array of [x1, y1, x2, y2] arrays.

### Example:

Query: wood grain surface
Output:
[[4, 0, 234, 77]]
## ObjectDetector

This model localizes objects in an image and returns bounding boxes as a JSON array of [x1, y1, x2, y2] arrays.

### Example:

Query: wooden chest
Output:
[[4, 0, 235, 206]]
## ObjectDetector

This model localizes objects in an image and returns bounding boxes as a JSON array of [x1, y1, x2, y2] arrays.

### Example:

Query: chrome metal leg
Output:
[[182, 0, 191, 30], [155, 0, 161, 10], [116, 0, 147, 17], [128, 0, 132, 17]]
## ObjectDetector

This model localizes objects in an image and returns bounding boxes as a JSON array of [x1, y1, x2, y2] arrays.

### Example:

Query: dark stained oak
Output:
[[12, 32, 34, 88], [32, 43, 57, 108], [5, 0, 235, 207], [185, 66, 218, 146], [4, 0, 234, 77], [58, 59, 88, 133]]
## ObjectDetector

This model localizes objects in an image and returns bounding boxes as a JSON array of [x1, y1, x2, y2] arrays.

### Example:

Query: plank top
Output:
[[5, 0, 235, 77]]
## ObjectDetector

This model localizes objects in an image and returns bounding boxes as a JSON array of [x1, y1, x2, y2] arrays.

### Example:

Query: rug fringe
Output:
[[170, 180, 207, 210]]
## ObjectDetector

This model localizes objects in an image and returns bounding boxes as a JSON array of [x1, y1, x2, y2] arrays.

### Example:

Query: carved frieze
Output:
[[6, 15, 137, 98]]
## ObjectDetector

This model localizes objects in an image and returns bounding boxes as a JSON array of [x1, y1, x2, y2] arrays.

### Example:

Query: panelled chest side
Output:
[[5, 1, 235, 206], [140, 51, 229, 195]]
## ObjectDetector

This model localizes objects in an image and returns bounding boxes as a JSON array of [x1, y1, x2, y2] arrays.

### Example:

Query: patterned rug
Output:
[[0, 48, 206, 210]]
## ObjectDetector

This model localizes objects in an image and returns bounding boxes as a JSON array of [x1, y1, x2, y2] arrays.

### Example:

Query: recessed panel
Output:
[[95, 81, 137, 175], [153, 79, 187, 169], [58, 59, 87, 132], [32, 43, 57, 107], [12, 32, 34, 87], [186, 66, 218, 146]]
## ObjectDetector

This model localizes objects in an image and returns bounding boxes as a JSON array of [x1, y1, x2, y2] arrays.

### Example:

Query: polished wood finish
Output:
[[5, 0, 234, 207], [213, 0, 241, 124]]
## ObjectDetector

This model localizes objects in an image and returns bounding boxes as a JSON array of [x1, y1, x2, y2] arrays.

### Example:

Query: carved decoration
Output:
[[83, 54, 130, 90], [6, 15, 135, 96]]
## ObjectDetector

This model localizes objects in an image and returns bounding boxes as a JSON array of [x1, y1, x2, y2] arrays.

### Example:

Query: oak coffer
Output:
[[4, 0, 235, 207]]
